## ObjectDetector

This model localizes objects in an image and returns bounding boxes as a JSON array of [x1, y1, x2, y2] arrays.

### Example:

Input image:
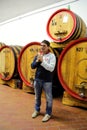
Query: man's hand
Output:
[[36, 53, 43, 62]]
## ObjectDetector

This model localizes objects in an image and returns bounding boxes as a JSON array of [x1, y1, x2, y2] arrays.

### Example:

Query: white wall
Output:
[[0, 0, 87, 46]]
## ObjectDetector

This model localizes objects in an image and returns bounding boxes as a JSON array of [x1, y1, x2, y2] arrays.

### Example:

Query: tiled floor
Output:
[[0, 84, 87, 130]]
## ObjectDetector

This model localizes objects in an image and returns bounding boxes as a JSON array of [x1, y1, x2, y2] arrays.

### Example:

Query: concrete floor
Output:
[[0, 84, 87, 130]]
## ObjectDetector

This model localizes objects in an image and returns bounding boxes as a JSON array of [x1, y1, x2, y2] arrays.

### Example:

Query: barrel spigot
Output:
[[75, 81, 87, 98]]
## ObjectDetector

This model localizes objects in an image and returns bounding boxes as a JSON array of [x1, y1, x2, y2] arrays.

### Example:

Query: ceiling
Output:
[[0, 0, 62, 23]]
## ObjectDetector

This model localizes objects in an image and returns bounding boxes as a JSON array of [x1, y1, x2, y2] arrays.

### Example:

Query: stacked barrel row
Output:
[[0, 42, 61, 97], [46, 8, 87, 107]]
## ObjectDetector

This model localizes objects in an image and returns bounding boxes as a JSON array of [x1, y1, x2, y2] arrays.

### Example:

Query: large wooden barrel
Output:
[[0, 45, 22, 80], [18, 42, 59, 87], [58, 38, 87, 101], [18, 42, 42, 87], [47, 8, 86, 43]]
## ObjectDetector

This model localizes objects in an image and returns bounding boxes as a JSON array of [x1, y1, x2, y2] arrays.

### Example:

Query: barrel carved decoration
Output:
[[58, 38, 87, 101], [47, 8, 86, 43]]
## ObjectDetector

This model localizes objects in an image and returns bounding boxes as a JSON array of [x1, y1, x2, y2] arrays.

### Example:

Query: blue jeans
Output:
[[34, 80, 53, 115]]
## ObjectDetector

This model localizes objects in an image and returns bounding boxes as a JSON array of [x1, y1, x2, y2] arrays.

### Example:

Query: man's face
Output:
[[40, 43, 49, 54]]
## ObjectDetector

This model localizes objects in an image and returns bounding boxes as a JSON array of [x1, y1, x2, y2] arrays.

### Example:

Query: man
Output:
[[31, 40, 56, 122]]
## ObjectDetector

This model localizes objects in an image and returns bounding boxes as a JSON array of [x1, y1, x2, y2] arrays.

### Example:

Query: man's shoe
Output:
[[32, 111, 40, 118], [42, 114, 51, 122]]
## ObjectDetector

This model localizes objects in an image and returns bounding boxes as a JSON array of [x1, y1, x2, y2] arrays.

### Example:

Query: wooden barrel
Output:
[[58, 38, 87, 101], [47, 8, 86, 43], [18, 42, 60, 91], [18, 42, 42, 87], [0, 45, 22, 80]]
